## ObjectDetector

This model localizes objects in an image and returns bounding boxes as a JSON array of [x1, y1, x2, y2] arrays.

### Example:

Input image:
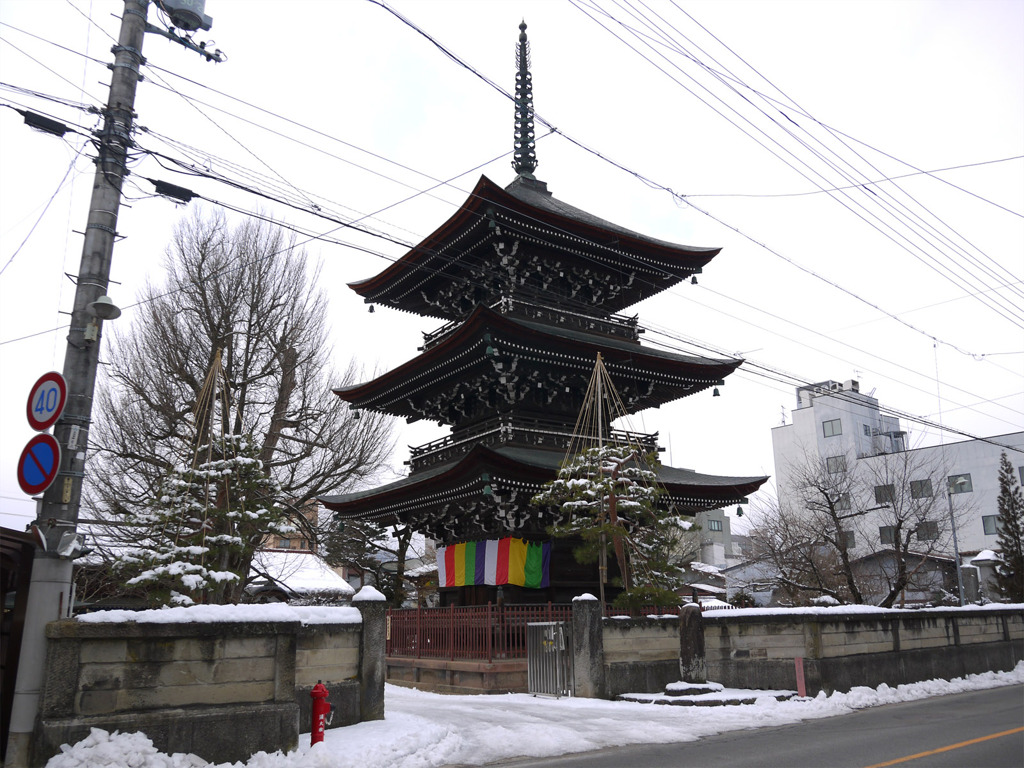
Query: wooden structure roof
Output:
[[348, 175, 719, 320], [320, 443, 766, 541], [335, 303, 738, 426]]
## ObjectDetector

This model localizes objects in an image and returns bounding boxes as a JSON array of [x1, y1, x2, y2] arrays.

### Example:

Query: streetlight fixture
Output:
[[946, 476, 968, 606]]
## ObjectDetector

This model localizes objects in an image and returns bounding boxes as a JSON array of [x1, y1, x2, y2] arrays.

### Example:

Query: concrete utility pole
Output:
[[4, 2, 149, 764]]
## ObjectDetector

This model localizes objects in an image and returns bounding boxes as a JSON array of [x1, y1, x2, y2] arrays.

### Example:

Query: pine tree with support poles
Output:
[[531, 354, 696, 609]]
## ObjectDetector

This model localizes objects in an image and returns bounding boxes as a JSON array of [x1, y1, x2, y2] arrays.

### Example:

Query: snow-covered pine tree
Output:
[[115, 432, 292, 607], [993, 451, 1024, 602], [532, 444, 691, 608]]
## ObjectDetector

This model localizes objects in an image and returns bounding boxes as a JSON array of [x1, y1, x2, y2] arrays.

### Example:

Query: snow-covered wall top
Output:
[[77, 603, 362, 625]]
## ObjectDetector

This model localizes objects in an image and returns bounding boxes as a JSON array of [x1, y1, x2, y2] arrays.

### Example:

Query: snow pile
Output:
[[45, 728, 206, 768], [46, 664, 1024, 768]]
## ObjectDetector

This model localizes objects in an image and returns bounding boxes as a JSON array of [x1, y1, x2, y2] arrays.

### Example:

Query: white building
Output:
[[771, 378, 1024, 570]]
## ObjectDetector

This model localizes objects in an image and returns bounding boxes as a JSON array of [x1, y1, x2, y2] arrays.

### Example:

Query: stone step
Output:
[[617, 681, 797, 707]]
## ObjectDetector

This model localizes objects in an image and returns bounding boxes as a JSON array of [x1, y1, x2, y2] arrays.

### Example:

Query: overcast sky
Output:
[[1, 0, 1021, 532]]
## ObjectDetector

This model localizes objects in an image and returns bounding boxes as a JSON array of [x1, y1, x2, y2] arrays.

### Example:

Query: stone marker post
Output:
[[679, 603, 707, 684]]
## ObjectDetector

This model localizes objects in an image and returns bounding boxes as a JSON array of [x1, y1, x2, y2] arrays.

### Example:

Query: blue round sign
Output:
[[17, 433, 62, 495]]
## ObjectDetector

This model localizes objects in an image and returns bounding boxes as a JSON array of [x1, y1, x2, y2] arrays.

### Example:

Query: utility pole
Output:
[[5, 4, 148, 763], [6, 2, 218, 764]]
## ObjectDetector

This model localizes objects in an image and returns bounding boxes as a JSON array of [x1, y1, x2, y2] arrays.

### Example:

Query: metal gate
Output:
[[527, 621, 573, 697]]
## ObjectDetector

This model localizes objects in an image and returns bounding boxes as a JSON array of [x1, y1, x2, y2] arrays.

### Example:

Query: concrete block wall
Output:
[[704, 607, 1024, 695], [30, 601, 386, 767], [602, 619, 678, 663], [295, 625, 361, 732], [601, 616, 683, 696], [37, 619, 300, 766]]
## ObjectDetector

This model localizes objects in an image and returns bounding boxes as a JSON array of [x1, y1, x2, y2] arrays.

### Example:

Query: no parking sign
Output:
[[17, 433, 61, 495]]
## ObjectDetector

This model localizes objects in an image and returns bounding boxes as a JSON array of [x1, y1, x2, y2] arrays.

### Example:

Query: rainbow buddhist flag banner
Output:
[[436, 538, 551, 589]]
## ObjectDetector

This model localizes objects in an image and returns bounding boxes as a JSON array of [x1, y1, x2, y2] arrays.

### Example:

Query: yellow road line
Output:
[[862, 726, 1024, 768]]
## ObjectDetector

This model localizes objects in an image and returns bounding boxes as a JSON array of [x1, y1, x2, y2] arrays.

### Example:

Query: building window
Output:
[[1019, 467, 1024, 486], [948, 474, 973, 494], [982, 515, 1001, 535], [916, 521, 939, 541], [910, 479, 933, 499], [707, 519, 723, 532], [826, 456, 846, 474], [879, 526, 894, 545], [823, 419, 842, 437], [842, 530, 855, 548], [874, 484, 895, 505], [278, 538, 290, 548], [835, 493, 851, 511], [863, 424, 872, 437]]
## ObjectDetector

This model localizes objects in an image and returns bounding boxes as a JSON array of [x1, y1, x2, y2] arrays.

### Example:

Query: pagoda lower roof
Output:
[[335, 304, 739, 422], [348, 175, 720, 320], [319, 443, 767, 530]]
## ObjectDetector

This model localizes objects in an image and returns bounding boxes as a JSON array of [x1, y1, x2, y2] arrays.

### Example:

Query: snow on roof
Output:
[[970, 549, 1000, 563], [698, 598, 735, 610], [688, 561, 721, 575], [250, 550, 355, 596], [405, 561, 438, 578]]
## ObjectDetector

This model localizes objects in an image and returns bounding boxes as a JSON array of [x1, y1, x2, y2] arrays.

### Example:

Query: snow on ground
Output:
[[46, 664, 1024, 768]]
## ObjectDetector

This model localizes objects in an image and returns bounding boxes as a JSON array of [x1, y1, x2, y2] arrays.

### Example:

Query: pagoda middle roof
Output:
[[334, 304, 739, 419], [349, 175, 721, 319], [319, 442, 767, 525]]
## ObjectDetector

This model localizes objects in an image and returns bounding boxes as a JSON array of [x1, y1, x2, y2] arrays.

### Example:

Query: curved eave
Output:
[[333, 304, 740, 410], [347, 176, 499, 304], [319, 444, 767, 521], [347, 175, 721, 315]]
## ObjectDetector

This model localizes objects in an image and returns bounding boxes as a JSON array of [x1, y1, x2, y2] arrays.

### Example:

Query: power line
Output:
[[683, 156, 1024, 204], [570, 0, 1024, 326]]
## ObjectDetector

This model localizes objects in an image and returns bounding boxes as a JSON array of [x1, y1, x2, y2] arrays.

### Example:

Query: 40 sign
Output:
[[27, 371, 67, 431]]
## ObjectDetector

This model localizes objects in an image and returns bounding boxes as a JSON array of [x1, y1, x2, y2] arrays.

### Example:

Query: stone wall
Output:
[[703, 606, 1024, 695], [601, 615, 682, 696], [31, 600, 385, 767]]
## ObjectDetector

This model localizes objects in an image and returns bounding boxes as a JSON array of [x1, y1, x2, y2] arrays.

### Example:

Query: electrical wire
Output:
[[569, 0, 1024, 326], [0, 136, 87, 277], [683, 156, 1024, 203], [4, 0, 1019, 460]]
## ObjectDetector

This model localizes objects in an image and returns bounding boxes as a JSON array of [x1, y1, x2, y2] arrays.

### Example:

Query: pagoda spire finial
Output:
[[512, 21, 538, 178]]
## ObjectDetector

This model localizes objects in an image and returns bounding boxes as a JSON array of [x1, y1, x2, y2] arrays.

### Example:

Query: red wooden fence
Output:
[[386, 603, 572, 662], [384, 602, 730, 661]]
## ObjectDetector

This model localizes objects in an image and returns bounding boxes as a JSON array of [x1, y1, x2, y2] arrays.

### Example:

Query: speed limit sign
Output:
[[26, 372, 67, 432]]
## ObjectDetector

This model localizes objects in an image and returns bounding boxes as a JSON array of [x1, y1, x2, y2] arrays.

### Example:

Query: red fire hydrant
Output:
[[311, 681, 330, 745]]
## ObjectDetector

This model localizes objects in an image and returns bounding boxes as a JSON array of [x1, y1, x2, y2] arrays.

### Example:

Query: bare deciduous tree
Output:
[[749, 448, 964, 607], [84, 209, 394, 602]]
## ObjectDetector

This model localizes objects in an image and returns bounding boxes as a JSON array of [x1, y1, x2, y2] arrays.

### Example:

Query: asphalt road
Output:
[[486, 684, 1024, 768]]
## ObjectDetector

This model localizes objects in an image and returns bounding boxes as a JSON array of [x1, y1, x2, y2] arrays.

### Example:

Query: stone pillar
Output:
[[679, 603, 707, 684], [571, 594, 606, 699], [353, 586, 387, 721]]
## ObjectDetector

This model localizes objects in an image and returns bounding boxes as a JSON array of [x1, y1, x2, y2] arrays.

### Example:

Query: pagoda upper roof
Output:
[[348, 175, 720, 320], [319, 442, 766, 532], [334, 303, 739, 423]]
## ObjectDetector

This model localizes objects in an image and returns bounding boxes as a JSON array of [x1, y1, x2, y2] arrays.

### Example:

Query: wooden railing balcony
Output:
[[406, 417, 660, 472], [419, 297, 641, 351]]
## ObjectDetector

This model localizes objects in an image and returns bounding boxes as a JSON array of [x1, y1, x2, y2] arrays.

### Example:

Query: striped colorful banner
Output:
[[436, 538, 550, 589]]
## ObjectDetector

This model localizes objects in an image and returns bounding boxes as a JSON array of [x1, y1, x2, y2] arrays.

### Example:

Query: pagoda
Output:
[[321, 23, 766, 605]]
